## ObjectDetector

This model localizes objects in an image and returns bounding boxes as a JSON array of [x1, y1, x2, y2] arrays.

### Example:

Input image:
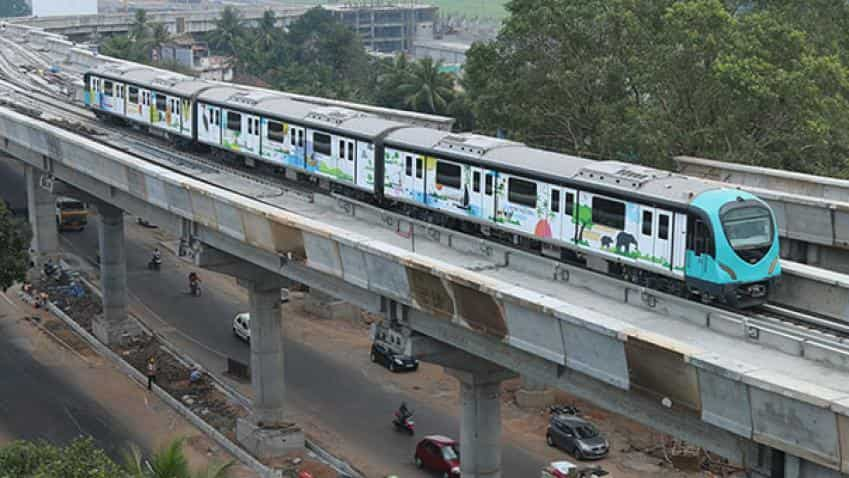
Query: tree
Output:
[[0, 438, 123, 478], [0, 0, 30, 17], [0, 200, 30, 292], [463, 0, 849, 176], [123, 438, 233, 478], [129, 9, 149, 43], [208, 6, 244, 56], [150, 23, 171, 51], [100, 34, 147, 63], [396, 57, 455, 114]]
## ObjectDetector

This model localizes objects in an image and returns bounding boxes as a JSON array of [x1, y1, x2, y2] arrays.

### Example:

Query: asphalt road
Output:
[[0, 309, 134, 458], [0, 157, 547, 476], [0, 159, 137, 457]]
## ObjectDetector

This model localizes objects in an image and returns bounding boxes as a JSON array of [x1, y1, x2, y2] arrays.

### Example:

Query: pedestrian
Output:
[[146, 356, 157, 391]]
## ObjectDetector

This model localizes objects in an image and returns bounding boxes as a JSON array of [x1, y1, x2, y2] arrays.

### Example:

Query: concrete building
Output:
[[31, 0, 97, 17], [156, 36, 233, 81], [324, 3, 438, 54]]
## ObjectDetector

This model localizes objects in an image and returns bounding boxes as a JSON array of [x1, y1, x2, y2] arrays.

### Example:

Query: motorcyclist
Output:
[[152, 248, 161, 262], [397, 402, 412, 423], [188, 272, 201, 292]]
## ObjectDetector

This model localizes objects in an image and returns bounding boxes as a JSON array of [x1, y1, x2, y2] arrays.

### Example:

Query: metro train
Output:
[[83, 64, 781, 308]]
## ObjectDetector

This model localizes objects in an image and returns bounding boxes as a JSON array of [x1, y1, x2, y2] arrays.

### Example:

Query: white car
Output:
[[233, 312, 250, 343]]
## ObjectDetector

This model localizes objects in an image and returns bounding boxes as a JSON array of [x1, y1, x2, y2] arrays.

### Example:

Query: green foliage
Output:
[[0, 0, 30, 17], [123, 438, 233, 478], [465, 0, 849, 176], [0, 200, 30, 292], [100, 9, 170, 65], [0, 438, 123, 478], [207, 7, 244, 56]]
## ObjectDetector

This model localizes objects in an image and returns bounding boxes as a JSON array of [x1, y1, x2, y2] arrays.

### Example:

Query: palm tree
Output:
[[150, 23, 171, 51], [129, 9, 149, 43], [376, 54, 411, 109], [208, 6, 245, 56], [397, 57, 456, 114], [123, 438, 233, 478]]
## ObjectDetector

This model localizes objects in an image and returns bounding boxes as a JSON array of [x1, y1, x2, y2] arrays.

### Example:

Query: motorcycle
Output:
[[392, 411, 415, 435], [189, 279, 202, 297]]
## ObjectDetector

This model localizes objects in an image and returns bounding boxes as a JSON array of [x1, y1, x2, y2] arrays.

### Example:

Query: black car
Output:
[[546, 415, 609, 460], [370, 342, 419, 373]]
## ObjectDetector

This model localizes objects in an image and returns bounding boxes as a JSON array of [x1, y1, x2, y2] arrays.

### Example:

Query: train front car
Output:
[[686, 189, 780, 307]]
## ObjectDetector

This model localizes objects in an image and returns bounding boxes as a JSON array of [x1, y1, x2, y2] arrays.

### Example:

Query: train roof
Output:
[[88, 64, 214, 97], [385, 127, 722, 207], [198, 87, 407, 137]]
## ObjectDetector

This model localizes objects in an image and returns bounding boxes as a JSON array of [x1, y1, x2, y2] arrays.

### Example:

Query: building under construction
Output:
[[324, 2, 438, 53]]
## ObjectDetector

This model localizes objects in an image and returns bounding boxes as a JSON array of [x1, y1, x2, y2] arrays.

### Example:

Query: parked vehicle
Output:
[[414, 436, 460, 478], [392, 411, 415, 435], [542, 460, 609, 478], [547, 415, 609, 460], [233, 312, 250, 343], [370, 341, 418, 373]]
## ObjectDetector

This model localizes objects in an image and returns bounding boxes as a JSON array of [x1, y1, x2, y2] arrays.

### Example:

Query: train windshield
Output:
[[721, 205, 773, 250]]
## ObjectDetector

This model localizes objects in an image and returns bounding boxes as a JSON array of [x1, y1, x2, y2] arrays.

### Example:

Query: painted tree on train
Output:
[[574, 205, 593, 246]]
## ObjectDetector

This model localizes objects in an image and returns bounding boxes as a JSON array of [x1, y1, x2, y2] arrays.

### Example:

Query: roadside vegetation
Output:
[[101, 0, 849, 178], [0, 200, 30, 291], [0, 437, 231, 478]]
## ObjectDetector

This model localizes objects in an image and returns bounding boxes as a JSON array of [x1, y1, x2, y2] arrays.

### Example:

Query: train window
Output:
[[659, 214, 669, 240], [313, 132, 331, 156], [103, 80, 113, 95], [339, 140, 345, 160], [405, 156, 413, 177], [436, 161, 461, 189], [155, 94, 167, 113], [268, 121, 286, 143], [592, 197, 625, 230], [642, 211, 653, 236], [289, 127, 296, 146], [688, 216, 713, 256], [347, 142, 354, 162], [564, 192, 574, 216], [416, 158, 423, 179], [485, 175, 493, 195], [226, 111, 242, 132], [508, 177, 537, 208], [298, 130, 304, 147], [551, 189, 560, 213], [128, 87, 138, 103], [473, 171, 481, 193]]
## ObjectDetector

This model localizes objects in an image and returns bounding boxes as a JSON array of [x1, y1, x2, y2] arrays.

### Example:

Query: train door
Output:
[[167, 97, 180, 132], [550, 186, 578, 244], [400, 153, 425, 203], [244, 114, 261, 155], [114, 83, 125, 116], [482, 171, 497, 222], [337, 137, 356, 184], [672, 212, 688, 275], [653, 209, 673, 268], [140, 90, 151, 124], [638, 205, 656, 263], [180, 98, 191, 137], [288, 125, 305, 168], [88, 76, 100, 107], [469, 167, 484, 219]]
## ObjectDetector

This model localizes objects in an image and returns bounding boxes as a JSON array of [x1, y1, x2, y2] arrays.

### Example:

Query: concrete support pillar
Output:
[[451, 370, 505, 478], [515, 376, 555, 409], [244, 279, 286, 426], [194, 244, 303, 459], [805, 243, 820, 266], [783, 454, 800, 478], [25, 165, 58, 267], [92, 203, 139, 345]]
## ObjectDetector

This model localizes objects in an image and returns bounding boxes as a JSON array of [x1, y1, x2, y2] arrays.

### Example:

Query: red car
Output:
[[414, 435, 460, 477]]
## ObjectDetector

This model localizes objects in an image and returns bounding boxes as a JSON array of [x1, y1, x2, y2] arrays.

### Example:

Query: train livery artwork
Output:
[[83, 64, 781, 308]]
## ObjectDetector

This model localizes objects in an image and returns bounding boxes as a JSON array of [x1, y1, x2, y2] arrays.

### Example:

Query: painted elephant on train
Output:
[[616, 232, 638, 253]]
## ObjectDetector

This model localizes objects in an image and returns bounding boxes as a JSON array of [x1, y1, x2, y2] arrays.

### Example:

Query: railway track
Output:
[[2, 38, 849, 351]]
